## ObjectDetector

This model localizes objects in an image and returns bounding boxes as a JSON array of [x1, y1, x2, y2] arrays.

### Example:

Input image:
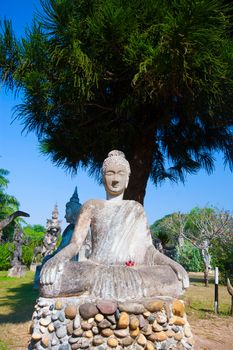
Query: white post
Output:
[[214, 267, 219, 314]]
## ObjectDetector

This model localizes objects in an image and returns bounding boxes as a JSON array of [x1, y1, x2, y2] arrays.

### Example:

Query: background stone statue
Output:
[[55, 187, 92, 260], [8, 225, 28, 277], [34, 188, 91, 288], [0, 210, 29, 242], [40, 150, 189, 299]]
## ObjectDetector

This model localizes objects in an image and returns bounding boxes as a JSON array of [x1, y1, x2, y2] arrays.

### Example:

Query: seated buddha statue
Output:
[[40, 150, 189, 299]]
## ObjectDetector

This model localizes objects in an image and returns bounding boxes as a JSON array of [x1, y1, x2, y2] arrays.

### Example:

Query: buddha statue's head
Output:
[[65, 187, 82, 224], [102, 150, 131, 198]]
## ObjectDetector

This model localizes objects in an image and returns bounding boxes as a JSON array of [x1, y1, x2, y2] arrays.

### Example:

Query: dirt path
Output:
[[190, 317, 233, 350]]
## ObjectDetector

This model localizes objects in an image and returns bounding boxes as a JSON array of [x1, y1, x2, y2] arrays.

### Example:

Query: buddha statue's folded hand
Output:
[[40, 255, 65, 285]]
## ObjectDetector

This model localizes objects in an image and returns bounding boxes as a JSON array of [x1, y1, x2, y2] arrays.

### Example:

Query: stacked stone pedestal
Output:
[[29, 297, 194, 350]]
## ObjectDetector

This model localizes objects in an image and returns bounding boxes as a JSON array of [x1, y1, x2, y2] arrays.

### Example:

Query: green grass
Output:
[[183, 272, 232, 319], [0, 271, 38, 349]]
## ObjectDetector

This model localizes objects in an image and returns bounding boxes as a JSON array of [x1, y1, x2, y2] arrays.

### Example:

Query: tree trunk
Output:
[[124, 128, 156, 204], [201, 243, 210, 287], [204, 262, 209, 287], [227, 278, 233, 316]]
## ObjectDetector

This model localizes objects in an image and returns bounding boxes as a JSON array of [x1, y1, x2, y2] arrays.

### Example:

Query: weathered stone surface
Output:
[[95, 313, 104, 322], [55, 301, 63, 310], [187, 337, 195, 346], [98, 319, 111, 329], [97, 300, 117, 315], [59, 313, 65, 322], [73, 315, 80, 329], [81, 321, 92, 330], [172, 325, 180, 333], [166, 329, 175, 338], [184, 324, 192, 338], [138, 314, 147, 328], [58, 345, 70, 350], [93, 336, 104, 346], [106, 314, 116, 324], [75, 338, 90, 348], [79, 303, 98, 320], [181, 339, 193, 349], [92, 326, 99, 335], [145, 300, 164, 313], [152, 321, 163, 332], [130, 327, 140, 338], [118, 312, 129, 329], [38, 299, 49, 308], [114, 329, 129, 338], [73, 328, 83, 337], [172, 299, 185, 317], [101, 328, 113, 337], [83, 330, 93, 338], [40, 317, 51, 326], [66, 321, 73, 335], [40, 325, 46, 333], [65, 304, 77, 319], [145, 341, 155, 350], [32, 333, 42, 341], [119, 302, 145, 314], [137, 334, 147, 346], [69, 337, 79, 344], [169, 316, 185, 326], [56, 326, 67, 339], [153, 331, 168, 341], [107, 337, 118, 347], [143, 311, 151, 317], [156, 312, 167, 324], [48, 323, 55, 333], [141, 324, 152, 336], [52, 312, 59, 321], [71, 344, 79, 350], [41, 336, 49, 347], [147, 315, 156, 324], [51, 335, 59, 345], [130, 316, 139, 330], [174, 332, 184, 341], [87, 317, 94, 324]]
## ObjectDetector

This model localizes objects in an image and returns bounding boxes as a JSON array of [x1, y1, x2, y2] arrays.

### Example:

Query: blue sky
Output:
[[0, 0, 232, 229]]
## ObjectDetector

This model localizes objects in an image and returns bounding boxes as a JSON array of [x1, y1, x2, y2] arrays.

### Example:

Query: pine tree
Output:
[[1, 0, 233, 202]]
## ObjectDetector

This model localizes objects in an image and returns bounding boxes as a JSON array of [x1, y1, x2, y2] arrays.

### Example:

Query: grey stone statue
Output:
[[34, 188, 90, 288], [8, 225, 27, 277], [40, 150, 189, 299], [0, 210, 29, 241], [55, 187, 92, 259]]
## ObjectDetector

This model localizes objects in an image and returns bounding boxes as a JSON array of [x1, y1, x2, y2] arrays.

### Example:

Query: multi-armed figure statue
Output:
[[40, 150, 188, 298]]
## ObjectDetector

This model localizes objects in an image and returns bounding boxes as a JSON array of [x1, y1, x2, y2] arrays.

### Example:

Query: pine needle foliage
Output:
[[0, 0, 233, 202]]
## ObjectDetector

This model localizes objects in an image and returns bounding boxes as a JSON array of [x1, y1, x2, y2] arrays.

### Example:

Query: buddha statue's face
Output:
[[103, 163, 129, 197], [65, 204, 79, 224]]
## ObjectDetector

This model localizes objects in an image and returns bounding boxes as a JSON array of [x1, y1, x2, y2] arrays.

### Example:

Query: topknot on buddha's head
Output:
[[102, 150, 131, 175]]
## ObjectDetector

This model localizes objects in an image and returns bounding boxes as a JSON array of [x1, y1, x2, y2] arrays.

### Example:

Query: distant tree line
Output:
[[151, 207, 233, 286]]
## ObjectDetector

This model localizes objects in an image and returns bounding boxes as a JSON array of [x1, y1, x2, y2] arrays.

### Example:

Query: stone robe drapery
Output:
[[40, 200, 186, 299]]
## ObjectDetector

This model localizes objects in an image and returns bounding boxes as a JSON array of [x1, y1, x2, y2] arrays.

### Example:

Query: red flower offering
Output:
[[125, 260, 135, 267]]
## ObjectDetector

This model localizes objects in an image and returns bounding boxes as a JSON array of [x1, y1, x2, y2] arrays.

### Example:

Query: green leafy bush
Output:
[[175, 241, 204, 272], [22, 243, 35, 268], [0, 243, 14, 270], [210, 239, 233, 283]]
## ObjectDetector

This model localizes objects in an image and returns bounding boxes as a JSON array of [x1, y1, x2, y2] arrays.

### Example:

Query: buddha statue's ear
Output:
[[125, 175, 130, 189]]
